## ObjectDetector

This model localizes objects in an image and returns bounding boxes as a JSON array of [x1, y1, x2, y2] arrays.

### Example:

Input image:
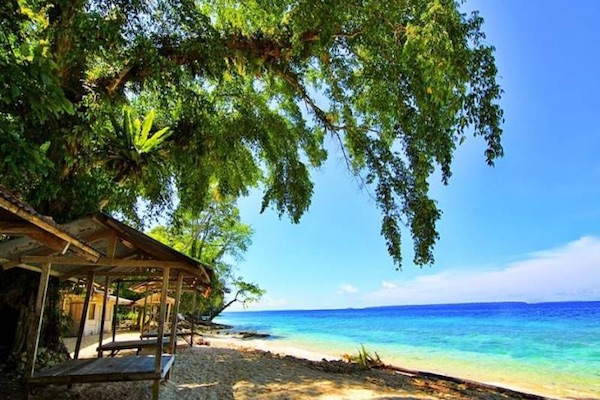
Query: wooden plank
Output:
[[32, 359, 95, 378], [25, 262, 51, 379], [170, 272, 184, 354], [74, 273, 94, 359], [98, 338, 169, 352], [141, 331, 192, 339], [28, 355, 174, 386]]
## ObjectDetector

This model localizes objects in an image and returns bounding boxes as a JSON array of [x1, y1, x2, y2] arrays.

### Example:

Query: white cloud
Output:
[[336, 284, 359, 295], [381, 281, 397, 289], [229, 295, 287, 311], [364, 236, 600, 306]]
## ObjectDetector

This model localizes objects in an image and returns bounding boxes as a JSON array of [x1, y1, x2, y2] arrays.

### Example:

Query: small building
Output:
[[132, 293, 175, 332], [62, 288, 133, 336]]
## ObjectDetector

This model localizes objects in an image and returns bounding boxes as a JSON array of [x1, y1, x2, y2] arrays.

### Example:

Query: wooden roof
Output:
[[0, 185, 101, 263], [0, 192, 212, 290]]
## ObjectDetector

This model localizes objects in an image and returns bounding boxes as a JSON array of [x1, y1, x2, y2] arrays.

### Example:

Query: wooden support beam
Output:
[[141, 282, 149, 336], [97, 276, 110, 358], [1, 259, 24, 269], [27, 231, 70, 254], [112, 279, 121, 342], [92, 271, 164, 278], [0, 221, 42, 234], [153, 267, 170, 400], [25, 262, 51, 379], [21, 256, 204, 274], [170, 272, 184, 355], [74, 273, 94, 359], [79, 228, 113, 244], [97, 233, 117, 358], [0, 260, 62, 277], [59, 265, 104, 281], [190, 291, 197, 348]]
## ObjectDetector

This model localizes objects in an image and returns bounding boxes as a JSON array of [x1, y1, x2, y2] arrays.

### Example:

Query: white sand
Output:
[[26, 332, 562, 400]]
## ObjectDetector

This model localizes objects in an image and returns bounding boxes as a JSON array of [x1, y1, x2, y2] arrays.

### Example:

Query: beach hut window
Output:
[[88, 303, 96, 320]]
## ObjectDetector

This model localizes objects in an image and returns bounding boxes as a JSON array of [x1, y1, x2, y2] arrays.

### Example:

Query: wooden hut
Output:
[[62, 288, 133, 336], [0, 186, 212, 399]]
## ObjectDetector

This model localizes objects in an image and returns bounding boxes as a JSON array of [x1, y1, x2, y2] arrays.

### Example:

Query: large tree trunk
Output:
[[0, 269, 68, 369]]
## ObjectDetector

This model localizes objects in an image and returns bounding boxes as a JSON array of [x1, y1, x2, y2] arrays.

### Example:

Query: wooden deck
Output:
[[97, 338, 171, 356], [27, 354, 175, 386]]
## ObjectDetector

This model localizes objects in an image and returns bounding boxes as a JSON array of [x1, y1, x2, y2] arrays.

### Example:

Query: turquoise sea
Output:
[[216, 301, 600, 399]]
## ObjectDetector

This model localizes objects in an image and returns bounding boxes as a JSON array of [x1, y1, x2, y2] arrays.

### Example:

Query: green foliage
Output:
[[0, 0, 503, 267], [105, 107, 172, 185], [342, 345, 384, 369], [148, 192, 264, 318]]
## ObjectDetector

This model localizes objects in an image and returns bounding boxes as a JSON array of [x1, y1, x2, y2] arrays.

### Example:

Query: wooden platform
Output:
[[141, 331, 194, 345], [141, 331, 193, 338], [27, 354, 174, 387], [97, 338, 171, 356]]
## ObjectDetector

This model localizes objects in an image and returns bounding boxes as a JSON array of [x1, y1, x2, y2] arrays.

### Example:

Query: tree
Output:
[[0, 0, 503, 360], [1, 0, 503, 266], [148, 193, 264, 320]]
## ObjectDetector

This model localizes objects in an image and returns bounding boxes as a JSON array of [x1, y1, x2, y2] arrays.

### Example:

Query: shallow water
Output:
[[217, 302, 600, 399]]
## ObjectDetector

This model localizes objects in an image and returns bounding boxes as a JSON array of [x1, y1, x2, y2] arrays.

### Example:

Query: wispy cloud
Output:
[[337, 284, 359, 295], [230, 295, 287, 311], [382, 281, 397, 289], [364, 236, 600, 305]]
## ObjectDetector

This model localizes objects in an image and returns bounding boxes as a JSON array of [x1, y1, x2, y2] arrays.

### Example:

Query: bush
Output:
[[342, 345, 384, 368]]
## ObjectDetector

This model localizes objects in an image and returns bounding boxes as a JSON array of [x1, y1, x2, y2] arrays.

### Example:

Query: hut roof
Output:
[[0, 185, 101, 264], [0, 200, 212, 291]]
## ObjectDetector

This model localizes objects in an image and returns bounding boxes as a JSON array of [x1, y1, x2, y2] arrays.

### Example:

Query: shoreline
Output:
[[2, 331, 591, 399], [204, 331, 593, 400]]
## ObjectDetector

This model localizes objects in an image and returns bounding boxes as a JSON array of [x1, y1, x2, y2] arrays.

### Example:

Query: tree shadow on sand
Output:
[[162, 347, 517, 400]]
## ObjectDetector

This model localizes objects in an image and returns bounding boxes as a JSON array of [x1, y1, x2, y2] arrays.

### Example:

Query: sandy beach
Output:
[[0, 331, 555, 400]]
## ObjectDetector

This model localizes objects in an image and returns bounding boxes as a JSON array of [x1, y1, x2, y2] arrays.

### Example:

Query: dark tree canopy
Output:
[[0, 0, 503, 268]]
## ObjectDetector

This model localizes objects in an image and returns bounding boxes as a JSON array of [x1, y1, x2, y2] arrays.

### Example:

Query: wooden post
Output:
[[152, 267, 170, 400], [74, 273, 94, 359], [140, 282, 148, 336], [112, 279, 121, 342], [190, 291, 197, 348], [97, 276, 110, 358], [98, 232, 117, 357], [166, 303, 171, 333], [169, 273, 184, 354], [25, 262, 51, 379]]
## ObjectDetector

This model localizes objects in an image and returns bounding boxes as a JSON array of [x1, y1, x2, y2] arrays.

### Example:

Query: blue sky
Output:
[[230, 0, 600, 310]]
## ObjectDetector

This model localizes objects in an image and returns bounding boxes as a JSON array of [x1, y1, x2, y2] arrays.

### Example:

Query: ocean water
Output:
[[216, 301, 600, 399]]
